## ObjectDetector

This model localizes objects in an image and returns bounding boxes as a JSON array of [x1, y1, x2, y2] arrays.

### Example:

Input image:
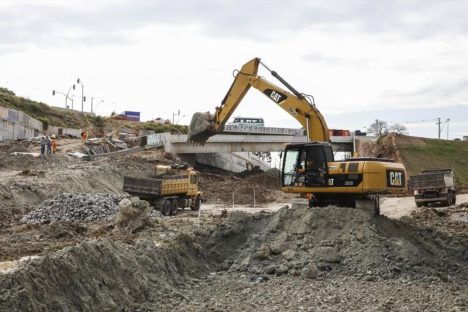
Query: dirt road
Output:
[[381, 194, 468, 219], [196, 194, 468, 220]]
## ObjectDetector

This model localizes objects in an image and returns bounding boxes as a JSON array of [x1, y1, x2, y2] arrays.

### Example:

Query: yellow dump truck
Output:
[[123, 164, 202, 216]]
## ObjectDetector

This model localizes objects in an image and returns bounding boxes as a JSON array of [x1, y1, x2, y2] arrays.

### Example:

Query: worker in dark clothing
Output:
[[40, 136, 46, 155], [46, 136, 52, 155]]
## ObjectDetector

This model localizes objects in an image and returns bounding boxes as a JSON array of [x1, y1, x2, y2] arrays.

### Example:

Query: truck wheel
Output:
[[171, 199, 179, 216], [191, 195, 201, 211], [441, 194, 450, 206], [161, 200, 172, 216], [416, 202, 423, 208]]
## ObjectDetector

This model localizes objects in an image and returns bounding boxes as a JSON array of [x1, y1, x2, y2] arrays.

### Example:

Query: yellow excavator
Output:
[[188, 58, 407, 215]]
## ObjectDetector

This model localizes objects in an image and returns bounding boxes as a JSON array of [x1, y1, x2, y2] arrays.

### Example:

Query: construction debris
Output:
[[114, 197, 152, 232], [20, 193, 125, 224]]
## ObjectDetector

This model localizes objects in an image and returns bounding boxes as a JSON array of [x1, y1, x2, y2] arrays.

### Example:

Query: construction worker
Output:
[[40, 136, 46, 155], [46, 136, 52, 155], [81, 130, 88, 143], [51, 135, 58, 154]]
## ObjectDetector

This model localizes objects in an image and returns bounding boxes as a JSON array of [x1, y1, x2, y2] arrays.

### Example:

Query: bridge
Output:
[[146, 132, 354, 154]]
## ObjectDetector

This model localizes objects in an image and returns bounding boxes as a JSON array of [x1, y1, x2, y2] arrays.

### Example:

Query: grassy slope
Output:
[[1, 87, 188, 134], [0, 87, 94, 128], [396, 135, 468, 186]]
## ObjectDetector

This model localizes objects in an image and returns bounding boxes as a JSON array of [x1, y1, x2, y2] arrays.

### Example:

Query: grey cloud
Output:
[[1, 0, 467, 53], [380, 79, 468, 104]]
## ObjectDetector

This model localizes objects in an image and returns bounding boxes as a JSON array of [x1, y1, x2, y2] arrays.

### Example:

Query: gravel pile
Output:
[[21, 193, 125, 224]]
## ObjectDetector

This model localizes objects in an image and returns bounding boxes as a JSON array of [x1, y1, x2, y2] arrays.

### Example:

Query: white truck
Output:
[[410, 169, 456, 207]]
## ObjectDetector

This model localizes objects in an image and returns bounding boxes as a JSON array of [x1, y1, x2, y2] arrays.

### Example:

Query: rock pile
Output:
[[21, 193, 125, 224], [114, 197, 154, 232]]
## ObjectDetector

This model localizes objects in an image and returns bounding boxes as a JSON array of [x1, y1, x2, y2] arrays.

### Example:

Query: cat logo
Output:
[[386, 170, 405, 188], [263, 89, 287, 104], [270, 91, 282, 102]]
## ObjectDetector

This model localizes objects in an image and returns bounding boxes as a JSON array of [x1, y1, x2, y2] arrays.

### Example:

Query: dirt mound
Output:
[[200, 170, 290, 205], [6, 144, 30, 154], [356, 133, 401, 161], [0, 152, 72, 171], [204, 207, 468, 283], [0, 236, 210, 311]]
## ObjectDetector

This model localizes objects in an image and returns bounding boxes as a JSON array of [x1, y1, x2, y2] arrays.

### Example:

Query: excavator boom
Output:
[[188, 58, 329, 143]]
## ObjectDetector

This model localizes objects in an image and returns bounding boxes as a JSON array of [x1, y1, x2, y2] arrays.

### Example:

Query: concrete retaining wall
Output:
[[0, 106, 43, 141], [0, 105, 83, 140], [196, 152, 271, 173], [48, 126, 82, 138]]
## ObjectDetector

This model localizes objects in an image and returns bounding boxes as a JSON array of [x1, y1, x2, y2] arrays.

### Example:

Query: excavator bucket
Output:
[[187, 112, 217, 143]]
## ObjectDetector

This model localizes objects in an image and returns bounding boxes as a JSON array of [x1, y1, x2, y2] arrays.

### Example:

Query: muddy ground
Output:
[[0, 139, 467, 311]]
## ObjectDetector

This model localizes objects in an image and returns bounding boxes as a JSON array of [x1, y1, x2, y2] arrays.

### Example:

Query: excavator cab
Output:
[[282, 142, 334, 188]]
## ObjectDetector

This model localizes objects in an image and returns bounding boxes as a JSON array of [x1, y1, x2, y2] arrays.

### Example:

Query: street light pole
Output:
[[52, 89, 73, 109], [66, 84, 75, 109], [77, 78, 84, 112]]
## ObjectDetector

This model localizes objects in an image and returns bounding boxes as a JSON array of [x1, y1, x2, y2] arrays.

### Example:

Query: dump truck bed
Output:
[[123, 174, 195, 198], [410, 169, 453, 190], [123, 176, 162, 198]]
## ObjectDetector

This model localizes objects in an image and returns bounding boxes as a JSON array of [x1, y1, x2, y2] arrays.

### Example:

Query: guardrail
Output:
[[223, 125, 304, 136]]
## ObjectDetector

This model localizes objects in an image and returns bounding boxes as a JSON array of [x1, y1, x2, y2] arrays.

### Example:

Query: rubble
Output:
[[20, 193, 125, 224], [114, 197, 152, 232]]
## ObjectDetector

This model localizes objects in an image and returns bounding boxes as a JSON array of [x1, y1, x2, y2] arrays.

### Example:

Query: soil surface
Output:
[[0, 138, 467, 311]]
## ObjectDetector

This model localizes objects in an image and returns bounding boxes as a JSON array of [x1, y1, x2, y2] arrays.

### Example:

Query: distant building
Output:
[[112, 111, 141, 121], [122, 111, 140, 121], [463, 136, 468, 141], [153, 117, 171, 124]]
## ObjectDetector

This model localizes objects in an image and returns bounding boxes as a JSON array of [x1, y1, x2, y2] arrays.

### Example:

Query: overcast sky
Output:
[[0, 0, 467, 139]]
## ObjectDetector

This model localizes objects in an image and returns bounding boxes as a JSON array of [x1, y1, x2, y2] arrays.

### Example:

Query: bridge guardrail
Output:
[[223, 125, 304, 136]]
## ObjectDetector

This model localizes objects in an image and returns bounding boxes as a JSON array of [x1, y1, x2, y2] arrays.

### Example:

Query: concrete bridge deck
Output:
[[147, 133, 354, 154]]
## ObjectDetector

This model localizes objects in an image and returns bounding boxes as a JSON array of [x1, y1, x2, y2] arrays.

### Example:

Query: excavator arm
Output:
[[188, 58, 330, 143]]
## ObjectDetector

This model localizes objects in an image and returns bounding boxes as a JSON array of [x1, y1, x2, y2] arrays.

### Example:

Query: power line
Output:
[[387, 117, 439, 125]]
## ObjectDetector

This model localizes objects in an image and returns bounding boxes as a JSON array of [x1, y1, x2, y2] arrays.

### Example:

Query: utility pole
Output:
[[436, 117, 442, 139], [446, 118, 450, 140]]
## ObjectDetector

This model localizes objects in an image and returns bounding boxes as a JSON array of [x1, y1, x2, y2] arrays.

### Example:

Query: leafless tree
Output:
[[368, 119, 388, 136], [389, 123, 408, 135]]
